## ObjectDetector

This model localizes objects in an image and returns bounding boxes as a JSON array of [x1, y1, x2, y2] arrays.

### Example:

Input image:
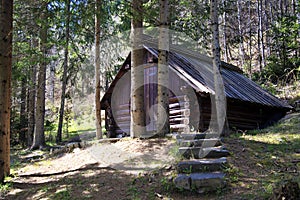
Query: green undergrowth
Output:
[[225, 112, 300, 199]]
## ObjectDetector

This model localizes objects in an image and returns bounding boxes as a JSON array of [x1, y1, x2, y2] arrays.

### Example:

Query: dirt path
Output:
[[16, 138, 176, 176], [4, 138, 190, 200]]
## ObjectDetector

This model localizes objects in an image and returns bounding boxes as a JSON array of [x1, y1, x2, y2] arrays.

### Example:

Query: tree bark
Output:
[[0, 0, 13, 183], [258, 0, 266, 69], [257, 0, 262, 71], [248, 0, 252, 77], [49, 59, 55, 104], [130, 0, 145, 138], [27, 38, 37, 147], [210, 0, 227, 136], [27, 0, 38, 147], [222, 0, 228, 62], [237, 0, 245, 68], [57, 0, 71, 143], [157, 0, 170, 137], [19, 77, 27, 147], [95, 0, 102, 139], [31, 6, 48, 150]]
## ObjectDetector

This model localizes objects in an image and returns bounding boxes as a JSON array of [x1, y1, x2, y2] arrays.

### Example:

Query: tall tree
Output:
[[57, 0, 71, 143], [221, 0, 229, 62], [157, 0, 170, 137], [257, 0, 266, 71], [210, 0, 226, 135], [130, 0, 145, 138], [19, 77, 27, 147], [237, 0, 245, 68], [0, 0, 13, 183], [27, 59, 36, 147], [31, 3, 48, 150], [95, 0, 102, 139], [248, 0, 252, 77]]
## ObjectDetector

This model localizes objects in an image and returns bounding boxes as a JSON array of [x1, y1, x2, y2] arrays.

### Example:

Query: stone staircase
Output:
[[174, 133, 230, 193]]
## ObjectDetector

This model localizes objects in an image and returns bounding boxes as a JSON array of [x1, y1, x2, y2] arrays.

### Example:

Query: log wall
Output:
[[104, 63, 287, 137]]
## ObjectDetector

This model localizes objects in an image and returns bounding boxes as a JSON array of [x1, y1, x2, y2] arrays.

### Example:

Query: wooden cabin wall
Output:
[[107, 69, 131, 136], [106, 64, 194, 136], [197, 96, 287, 131]]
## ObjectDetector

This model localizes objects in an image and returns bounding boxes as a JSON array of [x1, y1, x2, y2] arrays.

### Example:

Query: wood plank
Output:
[[115, 128, 129, 135], [170, 124, 190, 133], [169, 102, 189, 109], [169, 114, 185, 119], [169, 95, 189, 104], [116, 103, 130, 110], [170, 109, 190, 116], [115, 115, 131, 123], [169, 117, 189, 125], [115, 109, 130, 117]]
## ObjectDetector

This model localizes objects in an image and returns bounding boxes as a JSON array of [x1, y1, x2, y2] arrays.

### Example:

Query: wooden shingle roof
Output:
[[101, 35, 291, 110], [145, 46, 291, 109]]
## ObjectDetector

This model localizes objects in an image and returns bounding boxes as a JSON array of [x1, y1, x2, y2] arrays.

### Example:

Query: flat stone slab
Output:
[[191, 172, 226, 193], [177, 157, 227, 173], [177, 138, 222, 147], [174, 174, 191, 190], [179, 146, 230, 159], [176, 133, 220, 140], [174, 172, 226, 193]]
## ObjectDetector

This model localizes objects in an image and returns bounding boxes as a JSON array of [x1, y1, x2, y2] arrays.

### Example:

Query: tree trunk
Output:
[[49, 60, 55, 104], [95, 0, 102, 139], [210, 0, 227, 136], [257, 0, 262, 71], [157, 0, 170, 137], [222, 0, 228, 62], [27, 0, 38, 147], [259, 0, 266, 69], [27, 39, 37, 147], [248, 0, 252, 77], [0, 0, 13, 183], [130, 0, 145, 138], [19, 77, 27, 147], [237, 0, 245, 68], [57, 0, 71, 143], [264, 0, 271, 58], [31, 6, 48, 150]]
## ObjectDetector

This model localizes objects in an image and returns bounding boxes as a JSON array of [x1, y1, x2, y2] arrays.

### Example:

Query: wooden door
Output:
[[144, 66, 158, 132]]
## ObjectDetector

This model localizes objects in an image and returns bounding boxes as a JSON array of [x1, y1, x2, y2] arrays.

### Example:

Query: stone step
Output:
[[179, 146, 230, 159], [174, 172, 226, 193], [177, 138, 222, 147], [176, 133, 220, 140], [177, 157, 227, 173]]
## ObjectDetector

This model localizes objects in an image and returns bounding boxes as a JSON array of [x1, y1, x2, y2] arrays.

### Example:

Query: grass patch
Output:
[[0, 182, 12, 192], [51, 187, 71, 200], [225, 112, 300, 199]]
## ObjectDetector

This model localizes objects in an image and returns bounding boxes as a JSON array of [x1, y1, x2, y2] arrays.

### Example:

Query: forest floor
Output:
[[1, 112, 300, 200]]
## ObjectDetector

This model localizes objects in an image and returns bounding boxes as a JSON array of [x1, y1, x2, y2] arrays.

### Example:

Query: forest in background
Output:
[[0, 0, 300, 198], [8, 0, 300, 148]]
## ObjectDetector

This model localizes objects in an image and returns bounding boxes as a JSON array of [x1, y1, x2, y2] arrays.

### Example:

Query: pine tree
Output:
[[130, 0, 145, 138], [95, 0, 103, 139], [0, 0, 13, 183]]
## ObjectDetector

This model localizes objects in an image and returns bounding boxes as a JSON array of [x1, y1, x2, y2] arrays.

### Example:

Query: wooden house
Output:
[[100, 44, 291, 138]]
